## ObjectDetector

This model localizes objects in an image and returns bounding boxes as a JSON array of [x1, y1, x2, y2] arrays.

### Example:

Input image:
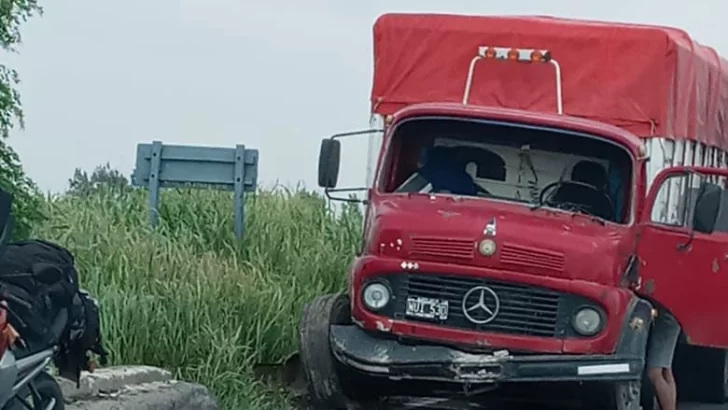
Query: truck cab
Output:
[[298, 13, 728, 410]]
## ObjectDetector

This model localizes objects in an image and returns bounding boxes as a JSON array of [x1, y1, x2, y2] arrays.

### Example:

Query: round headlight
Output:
[[478, 239, 497, 256], [573, 307, 602, 336], [362, 282, 391, 310]]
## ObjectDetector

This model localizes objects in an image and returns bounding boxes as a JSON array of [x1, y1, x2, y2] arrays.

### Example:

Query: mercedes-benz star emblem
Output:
[[462, 286, 500, 324]]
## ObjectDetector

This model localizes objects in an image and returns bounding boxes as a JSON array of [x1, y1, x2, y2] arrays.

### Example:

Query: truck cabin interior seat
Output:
[[549, 160, 615, 221]]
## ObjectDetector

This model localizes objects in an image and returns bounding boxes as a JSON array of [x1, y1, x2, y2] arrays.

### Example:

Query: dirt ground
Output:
[[373, 397, 727, 410], [255, 355, 728, 410]]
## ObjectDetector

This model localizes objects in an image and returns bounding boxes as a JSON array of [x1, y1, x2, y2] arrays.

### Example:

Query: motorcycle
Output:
[[0, 189, 70, 409], [0, 293, 65, 409]]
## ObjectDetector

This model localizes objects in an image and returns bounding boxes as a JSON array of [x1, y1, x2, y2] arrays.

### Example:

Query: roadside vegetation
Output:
[[37, 182, 363, 409], [1, 0, 45, 239], [3, 3, 361, 407]]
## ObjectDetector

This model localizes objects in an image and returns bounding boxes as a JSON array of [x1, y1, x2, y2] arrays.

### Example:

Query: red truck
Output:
[[299, 13, 728, 410]]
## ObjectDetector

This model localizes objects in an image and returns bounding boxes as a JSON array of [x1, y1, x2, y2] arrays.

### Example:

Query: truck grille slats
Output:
[[410, 237, 475, 260], [499, 243, 565, 272], [392, 274, 562, 337]]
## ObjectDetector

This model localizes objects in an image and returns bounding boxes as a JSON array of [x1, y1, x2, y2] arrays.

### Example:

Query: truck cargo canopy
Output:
[[371, 13, 728, 150]]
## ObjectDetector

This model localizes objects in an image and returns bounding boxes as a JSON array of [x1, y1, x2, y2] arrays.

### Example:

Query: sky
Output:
[[4, 0, 728, 193]]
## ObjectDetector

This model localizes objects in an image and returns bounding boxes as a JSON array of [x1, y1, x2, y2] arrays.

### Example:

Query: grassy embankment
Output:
[[34, 187, 362, 409]]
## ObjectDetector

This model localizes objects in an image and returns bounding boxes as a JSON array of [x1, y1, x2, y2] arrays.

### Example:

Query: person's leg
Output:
[[663, 367, 677, 406], [646, 310, 681, 410]]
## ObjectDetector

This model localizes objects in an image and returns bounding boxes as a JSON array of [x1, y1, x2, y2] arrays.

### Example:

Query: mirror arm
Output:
[[319, 128, 384, 191], [324, 187, 369, 204], [331, 129, 384, 141], [621, 254, 640, 288], [676, 232, 694, 252]]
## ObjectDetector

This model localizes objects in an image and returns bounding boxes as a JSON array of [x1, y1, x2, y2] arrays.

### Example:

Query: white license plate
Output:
[[406, 297, 449, 320]]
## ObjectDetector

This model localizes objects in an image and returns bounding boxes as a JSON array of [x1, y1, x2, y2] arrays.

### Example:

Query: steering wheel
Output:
[[538, 180, 616, 220], [552, 201, 593, 214]]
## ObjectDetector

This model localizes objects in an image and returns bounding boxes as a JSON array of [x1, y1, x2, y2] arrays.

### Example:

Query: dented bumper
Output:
[[333, 288, 655, 386], [330, 325, 644, 383]]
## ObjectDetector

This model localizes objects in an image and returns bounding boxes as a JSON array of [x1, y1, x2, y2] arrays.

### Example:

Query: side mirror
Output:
[[692, 181, 723, 234], [318, 139, 341, 188]]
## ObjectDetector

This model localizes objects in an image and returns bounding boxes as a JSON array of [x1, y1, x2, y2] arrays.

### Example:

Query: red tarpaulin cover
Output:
[[371, 13, 728, 150]]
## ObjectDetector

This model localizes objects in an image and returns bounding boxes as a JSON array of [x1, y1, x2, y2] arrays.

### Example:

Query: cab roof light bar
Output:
[[462, 46, 563, 115]]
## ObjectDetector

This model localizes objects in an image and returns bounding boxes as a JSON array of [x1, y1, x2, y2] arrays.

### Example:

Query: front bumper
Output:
[[331, 298, 653, 384]]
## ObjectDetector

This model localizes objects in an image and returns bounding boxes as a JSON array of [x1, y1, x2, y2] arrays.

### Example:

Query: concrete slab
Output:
[[55, 365, 219, 410], [58, 365, 172, 401], [66, 380, 219, 410]]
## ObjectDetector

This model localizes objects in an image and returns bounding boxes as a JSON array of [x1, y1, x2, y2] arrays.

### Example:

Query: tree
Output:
[[0, 0, 44, 239], [1, 0, 41, 137], [67, 163, 132, 197]]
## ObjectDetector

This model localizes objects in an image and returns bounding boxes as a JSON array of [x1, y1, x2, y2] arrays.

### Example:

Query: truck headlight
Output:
[[572, 307, 603, 336], [362, 282, 391, 310]]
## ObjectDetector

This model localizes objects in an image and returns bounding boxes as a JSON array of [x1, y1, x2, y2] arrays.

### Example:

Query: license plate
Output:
[[406, 297, 449, 320]]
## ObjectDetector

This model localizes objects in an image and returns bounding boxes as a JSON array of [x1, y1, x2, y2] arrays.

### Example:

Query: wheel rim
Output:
[[618, 382, 640, 410]]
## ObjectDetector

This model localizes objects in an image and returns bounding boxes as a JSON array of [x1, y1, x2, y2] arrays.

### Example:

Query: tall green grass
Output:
[[34, 187, 363, 409]]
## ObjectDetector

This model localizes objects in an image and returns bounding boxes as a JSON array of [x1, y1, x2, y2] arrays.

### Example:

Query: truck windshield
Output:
[[379, 117, 634, 224]]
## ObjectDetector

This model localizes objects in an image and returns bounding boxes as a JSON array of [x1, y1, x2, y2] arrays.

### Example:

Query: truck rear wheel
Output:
[[298, 293, 374, 409], [674, 345, 728, 403], [701, 348, 728, 403]]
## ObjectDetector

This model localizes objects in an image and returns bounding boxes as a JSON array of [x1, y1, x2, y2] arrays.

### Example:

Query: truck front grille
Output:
[[388, 273, 563, 337]]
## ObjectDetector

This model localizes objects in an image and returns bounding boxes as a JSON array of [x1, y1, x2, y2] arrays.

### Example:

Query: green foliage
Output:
[[0, 0, 44, 239], [67, 162, 132, 197], [36, 187, 363, 409], [0, 139, 42, 239], [0, 0, 42, 135]]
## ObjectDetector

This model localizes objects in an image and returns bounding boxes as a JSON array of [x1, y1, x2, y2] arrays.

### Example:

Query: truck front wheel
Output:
[[610, 381, 642, 410], [298, 293, 377, 409]]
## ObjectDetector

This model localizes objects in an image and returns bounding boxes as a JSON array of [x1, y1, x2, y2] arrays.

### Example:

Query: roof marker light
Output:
[[477, 46, 552, 63], [464, 45, 562, 114]]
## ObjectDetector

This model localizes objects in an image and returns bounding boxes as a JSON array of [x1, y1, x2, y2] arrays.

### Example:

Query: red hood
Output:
[[366, 194, 634, 286]]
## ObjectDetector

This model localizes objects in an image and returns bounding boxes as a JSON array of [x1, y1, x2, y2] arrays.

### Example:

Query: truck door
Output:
[[636, 166, 728, 348]]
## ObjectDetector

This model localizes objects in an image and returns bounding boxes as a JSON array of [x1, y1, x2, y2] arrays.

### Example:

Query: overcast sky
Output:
[[4, 0, 728, 193]]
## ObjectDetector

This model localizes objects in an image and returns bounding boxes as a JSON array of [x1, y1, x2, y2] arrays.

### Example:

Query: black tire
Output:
[[613, 382, 642, 410], [721, 351, 728, 402], [298, 293, 357, 410], [700, 348, 728, 403], [5, 371, 65, 410]]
